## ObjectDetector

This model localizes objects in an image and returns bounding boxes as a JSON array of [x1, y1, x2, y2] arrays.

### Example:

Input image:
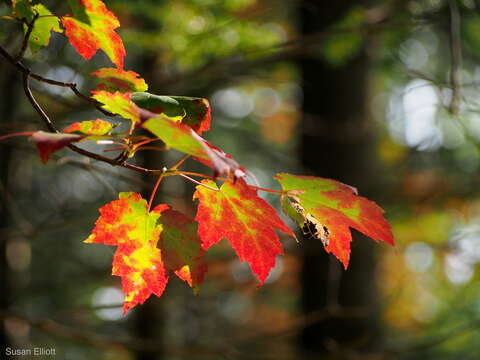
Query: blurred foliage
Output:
[[319, 6, 366, 66], [112, 0, 286, 71]]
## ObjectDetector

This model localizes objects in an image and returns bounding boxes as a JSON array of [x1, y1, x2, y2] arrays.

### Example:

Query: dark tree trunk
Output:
[[0, 70, 21, 354], [130, 54, 165, 360], [299, 0, 381, 355]]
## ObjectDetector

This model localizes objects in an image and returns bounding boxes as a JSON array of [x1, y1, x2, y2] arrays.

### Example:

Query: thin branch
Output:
[[448, 0, 463, 115], [133, 145, 168, 152], [248, 185, 283, 195], [173, 171, 284, 194], [170, 155, 191, 170], [19, 70, 148, 171], [0, 44, 114, 116], [148, 173, 165, 210], [22, 72, 56, 132], [15, 13, 39, 62], [179, 173, 219, 191], [0, 131, 36, 140]]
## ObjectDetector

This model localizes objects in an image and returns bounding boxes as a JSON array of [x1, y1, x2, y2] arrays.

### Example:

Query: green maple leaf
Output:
[[276, 173, 395, 268]]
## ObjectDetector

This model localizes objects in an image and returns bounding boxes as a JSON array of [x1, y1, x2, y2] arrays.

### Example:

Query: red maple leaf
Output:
[[30, 131, 83, 163], [85, 193, 207, 313], [92, 68, 148, 93], [62, 0, 126, 69], [194, 178, 295, 283]]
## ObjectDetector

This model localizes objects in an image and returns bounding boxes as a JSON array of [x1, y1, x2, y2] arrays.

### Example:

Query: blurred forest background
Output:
[[1, 0, 480, 359]]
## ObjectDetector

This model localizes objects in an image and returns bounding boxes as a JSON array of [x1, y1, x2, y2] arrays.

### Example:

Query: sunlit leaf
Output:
[[85, 193, 169, 314], [63, 119, 113, 136], [91, 90, 140, 123], [275, 173, 394, 268], [132, 92, 211, 135], [194, 178, 295, 283], [62, 0, 125, 68], [92, 68, 148, 93], [142, 115, 244, 178], [11, 1, 62, 54]]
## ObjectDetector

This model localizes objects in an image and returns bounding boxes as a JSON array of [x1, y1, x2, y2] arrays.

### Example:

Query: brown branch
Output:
[[0, 45, 114, 117], [17, 68, 156, 173], [22, 72, 56, 132], [0, 42, 170, 175], [15, 13, 39, 62]]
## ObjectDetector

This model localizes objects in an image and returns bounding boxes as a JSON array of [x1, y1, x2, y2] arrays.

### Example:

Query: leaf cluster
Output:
[[0, 0, 394, 313]]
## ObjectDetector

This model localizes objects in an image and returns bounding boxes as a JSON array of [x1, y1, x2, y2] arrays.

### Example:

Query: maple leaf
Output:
[[92, 68, 148, 93], [85, 194, 207, 313], [132, 92, 211, 135], [193, 178, 295, 283], [63, 119, 113, 136], [91, 90, 141, 123], [158, 208, 207, 291], [61, 0, 126, 69], [30, 131, 83, 163], [11, 1, 62, 54], [142, 114, 245, 179], [275, 173, 394, 269], [27, 128, 116, 164], [85, 193, 168, 314]]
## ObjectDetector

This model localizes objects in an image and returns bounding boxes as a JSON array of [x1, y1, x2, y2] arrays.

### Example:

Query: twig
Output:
[[148, 173, 165, 210], [0, 40, 177, 175], [170, 155, 190, 170], [173, 171, 284, 194], [21, 71, 129, 166], [22, 68, 156, 173], [248, 185, 283, 195], [2, 35, 285, 199], [179, 173, 219, 191], [0, 45, 114, 116], [15, 13, 39, 62], [448, 0, 463, 115], [22, 72, 56, 132]]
